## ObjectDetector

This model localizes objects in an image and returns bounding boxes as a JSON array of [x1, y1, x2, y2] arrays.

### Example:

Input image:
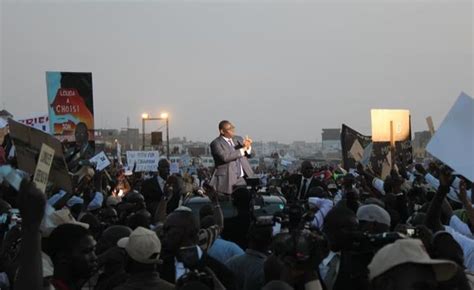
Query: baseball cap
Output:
[[117, 226, 161, 264], [357, 204, 391, 227], [368, 239, 457, 281]]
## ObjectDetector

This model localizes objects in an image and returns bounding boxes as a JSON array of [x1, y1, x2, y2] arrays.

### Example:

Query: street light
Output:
[[141, 112, 170, 159]]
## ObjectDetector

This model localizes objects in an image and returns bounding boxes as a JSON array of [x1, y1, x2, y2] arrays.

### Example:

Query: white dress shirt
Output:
[[157, 175, 166, 192]]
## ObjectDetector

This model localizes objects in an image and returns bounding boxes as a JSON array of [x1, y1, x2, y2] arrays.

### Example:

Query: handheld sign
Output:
[[126, 151, 160, 172], [33, 144, 55, 193], [89, 151, 111, 171], [427, 92, 474, 182]]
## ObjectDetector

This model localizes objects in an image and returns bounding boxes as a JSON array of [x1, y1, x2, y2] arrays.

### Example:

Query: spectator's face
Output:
[[101, 208, 118, 226], [301, 162, 314, 179], [158, 160, 170, 179], [75, 123, 88, 145], [220, 123, 235, 139], [162, 214, 196, 254], [374, 264, 437, 290], [70, 235, 98, 279]]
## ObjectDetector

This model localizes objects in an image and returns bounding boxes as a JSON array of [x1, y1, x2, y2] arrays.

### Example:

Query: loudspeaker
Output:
[[151, 131, 163, 145]]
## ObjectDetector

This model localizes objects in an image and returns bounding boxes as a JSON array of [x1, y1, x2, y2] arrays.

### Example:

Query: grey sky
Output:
[[1, 0, 472, 143]]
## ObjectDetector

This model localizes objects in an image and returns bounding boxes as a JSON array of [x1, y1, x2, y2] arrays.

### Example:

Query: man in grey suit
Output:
[[210, 120, 255, 195]]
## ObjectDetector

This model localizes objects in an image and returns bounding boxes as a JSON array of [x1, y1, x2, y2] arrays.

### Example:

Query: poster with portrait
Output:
[[46, 72, 94, 143]]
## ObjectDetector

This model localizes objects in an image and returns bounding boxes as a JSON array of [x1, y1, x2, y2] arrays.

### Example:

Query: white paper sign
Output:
[[426, 92, 474, 182], [90, 151, 111, 171], [170, 162, 180, 174], [126, 151, 160, 172], [33, 143, 55, 193]]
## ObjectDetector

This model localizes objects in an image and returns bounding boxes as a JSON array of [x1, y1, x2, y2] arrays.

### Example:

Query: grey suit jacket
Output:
[[209, 135, 255, 195]]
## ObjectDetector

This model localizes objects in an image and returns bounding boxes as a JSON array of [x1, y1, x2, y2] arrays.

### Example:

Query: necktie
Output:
[[324, 254, 340, 290], [300, 178, 308, 199]]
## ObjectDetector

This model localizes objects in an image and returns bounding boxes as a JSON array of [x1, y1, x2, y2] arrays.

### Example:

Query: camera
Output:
[[176, 269, 215, 289], [278, 229, 328, 267], [277, 201, 315, 232], [349, 232, 404, 253]]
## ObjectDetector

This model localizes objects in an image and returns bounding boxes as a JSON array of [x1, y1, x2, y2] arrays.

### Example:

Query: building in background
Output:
[[322, 128, 341, 152]]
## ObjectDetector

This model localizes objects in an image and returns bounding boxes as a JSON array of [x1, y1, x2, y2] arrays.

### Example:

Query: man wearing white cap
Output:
[[114, 227, 174, 290], [369, 239, 458, 290], [356, 204, 391, 234]]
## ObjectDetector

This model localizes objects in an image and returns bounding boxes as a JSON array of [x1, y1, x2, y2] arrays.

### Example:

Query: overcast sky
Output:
[[1, 0, 472, 143]]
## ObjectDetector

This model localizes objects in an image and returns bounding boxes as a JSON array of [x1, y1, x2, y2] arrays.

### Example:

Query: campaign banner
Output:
[[341, 124, 412, 178], [46, 72, 94, 142], [126, 151, 160, 172], [17, 114, 50, 133], [341, 124, 372, 170]]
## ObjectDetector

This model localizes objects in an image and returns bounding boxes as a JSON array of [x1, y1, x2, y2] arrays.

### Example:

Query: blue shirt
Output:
[[207, 237, 244, 264]]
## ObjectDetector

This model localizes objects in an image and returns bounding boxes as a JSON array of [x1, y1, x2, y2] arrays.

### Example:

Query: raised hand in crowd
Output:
[[15, 180, 46, 290]]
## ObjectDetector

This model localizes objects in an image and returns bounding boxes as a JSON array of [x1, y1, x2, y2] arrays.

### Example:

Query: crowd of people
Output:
[[0, 134, 473, 290]]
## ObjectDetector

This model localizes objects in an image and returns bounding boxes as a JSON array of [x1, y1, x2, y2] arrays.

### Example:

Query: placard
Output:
[[426, 92, 474, 181], [33, 144, 55, 193], [371, 109, 410, 142], [126, 151, 160, 172], [89, 151, 111, 171]]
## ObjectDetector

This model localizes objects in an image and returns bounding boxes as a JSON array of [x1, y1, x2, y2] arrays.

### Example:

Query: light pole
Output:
[[160, 113, 170, 160], [141, 113, 149, 150], [141, 112, 170, 159]]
